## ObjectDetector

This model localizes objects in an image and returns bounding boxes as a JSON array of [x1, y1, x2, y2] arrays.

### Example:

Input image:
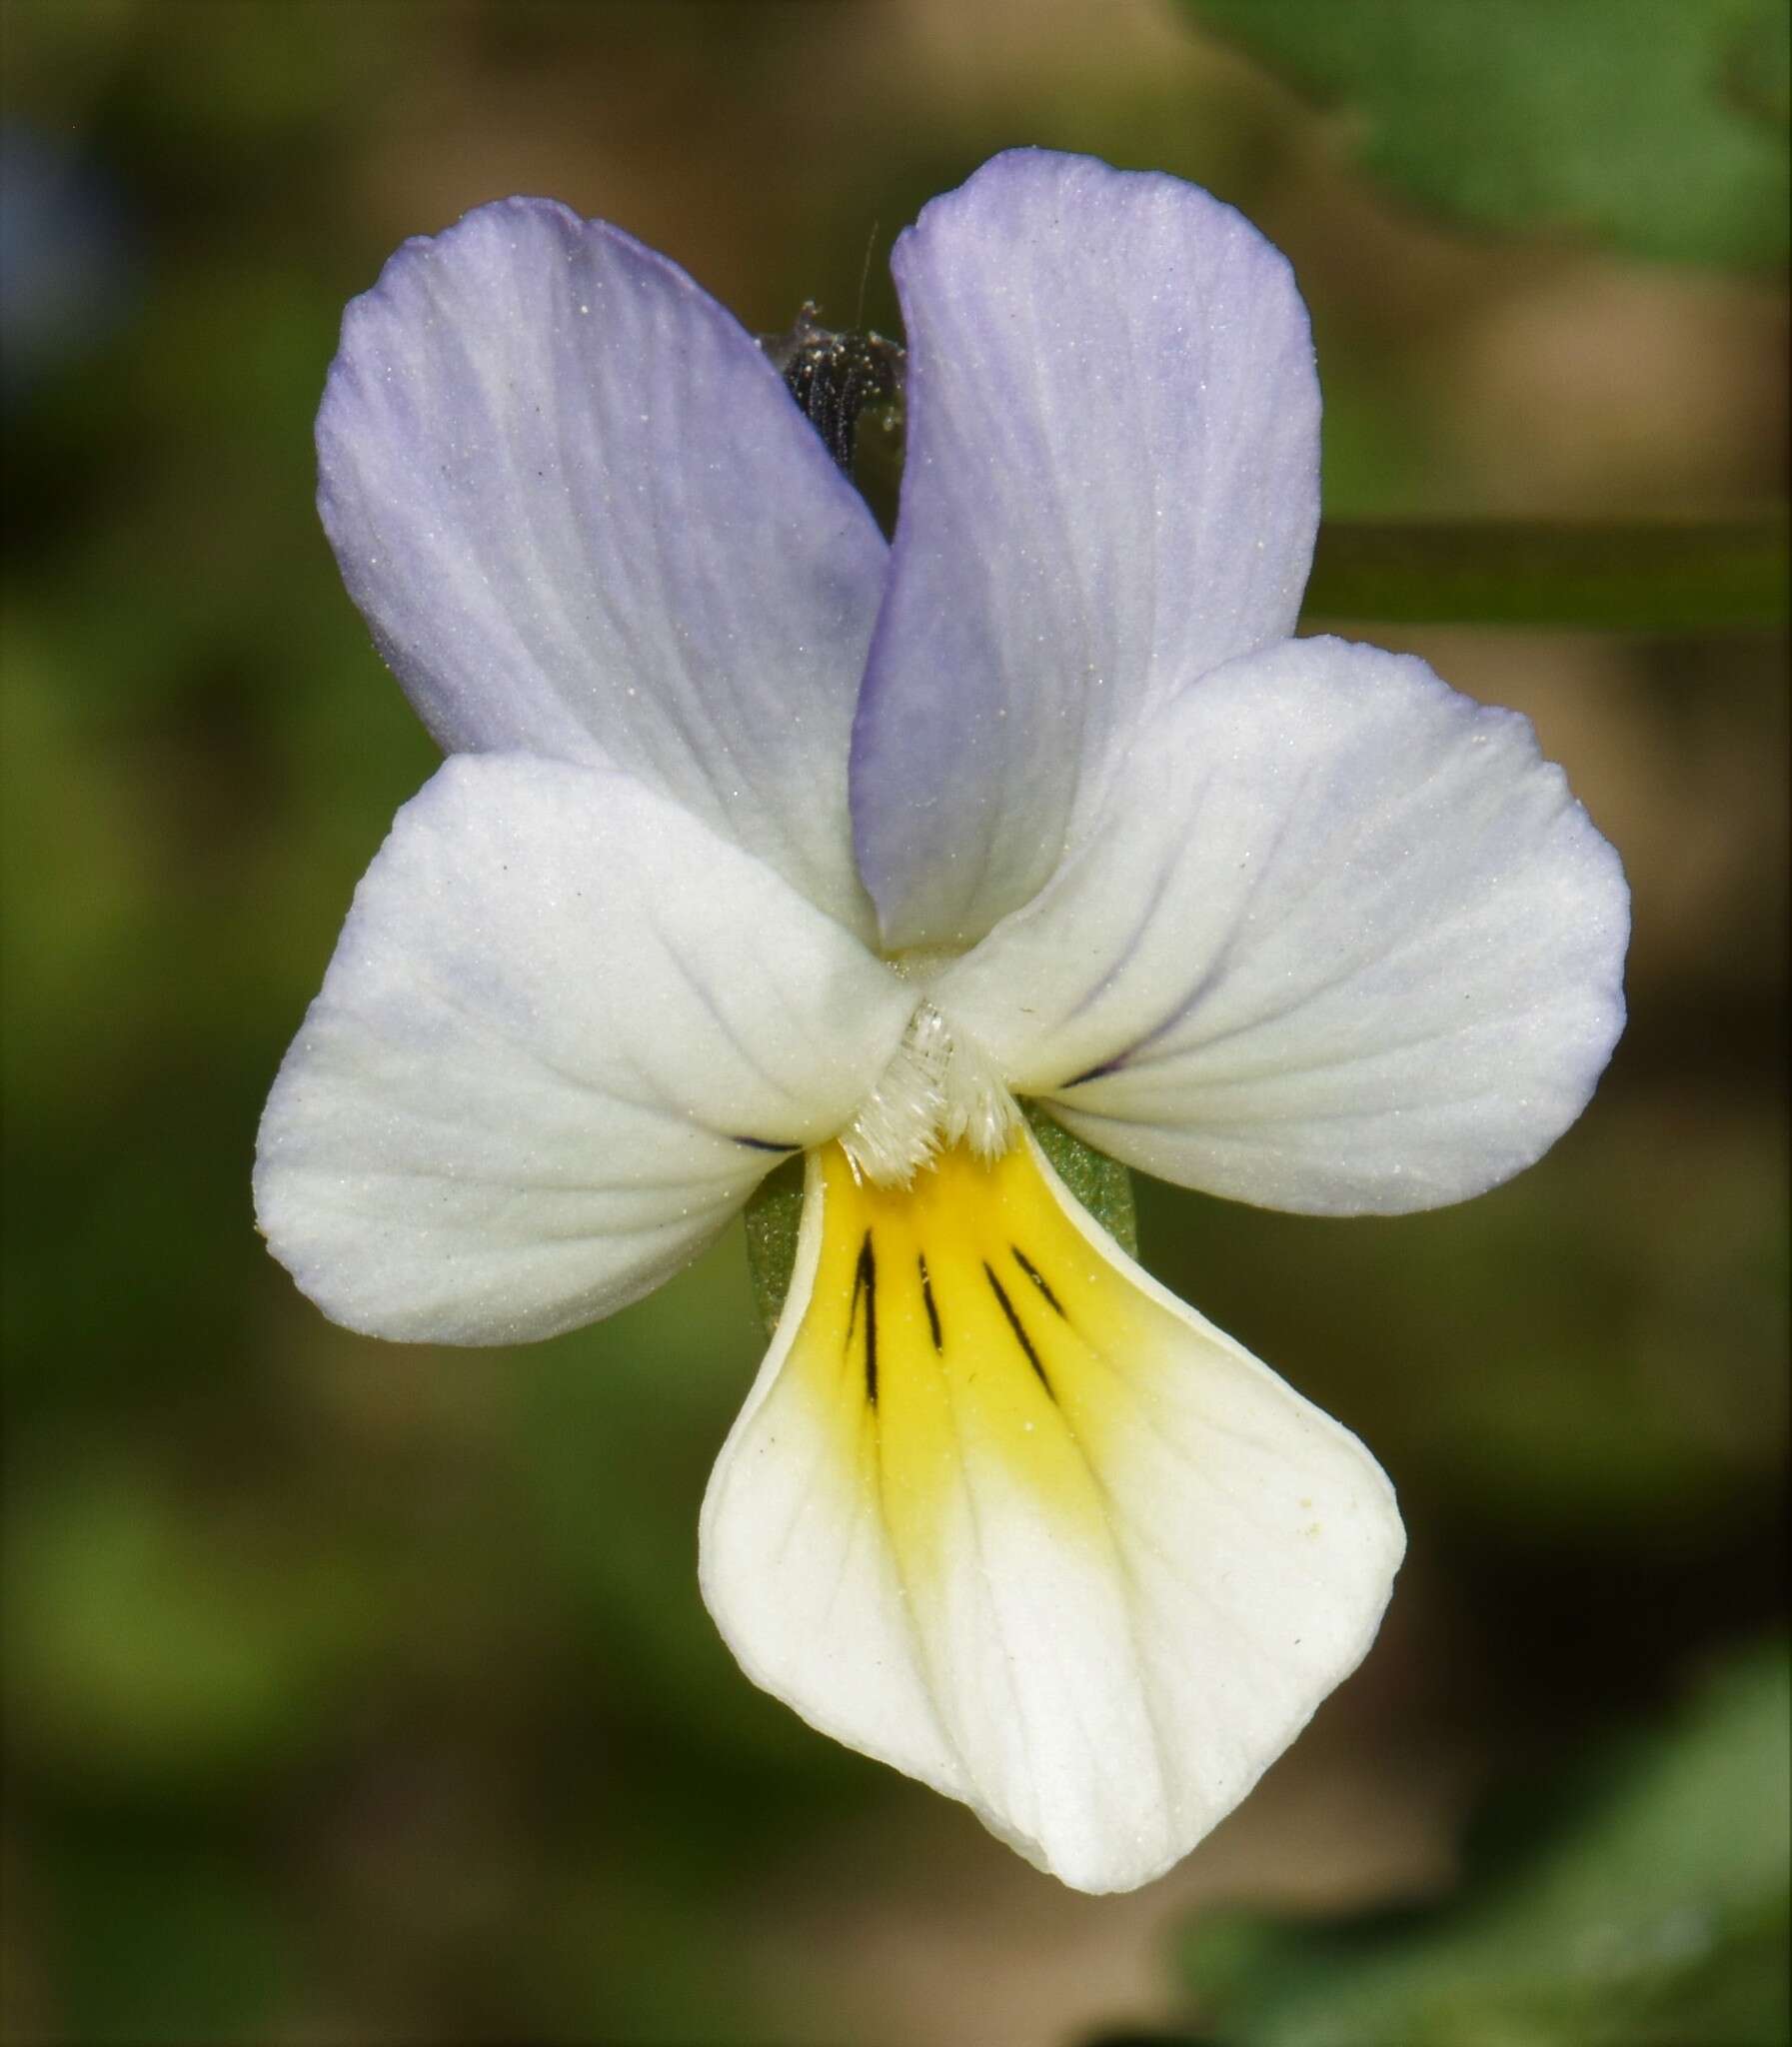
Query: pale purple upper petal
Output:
[[851, 150, 1321, 952], [318, 198, 887, 935]]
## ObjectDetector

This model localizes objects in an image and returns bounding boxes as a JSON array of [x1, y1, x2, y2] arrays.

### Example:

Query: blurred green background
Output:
[[2, 4, 1786, 2043]]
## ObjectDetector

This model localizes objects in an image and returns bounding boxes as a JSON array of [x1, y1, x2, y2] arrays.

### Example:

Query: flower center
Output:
[[770, 1136, 1148, 1544], [841, 1000, 1018, 1187]]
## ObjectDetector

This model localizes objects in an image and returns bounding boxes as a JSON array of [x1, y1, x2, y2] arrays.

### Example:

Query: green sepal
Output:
[[743, 1153, 808, 1337], [1021, 1100, 1139, 1259], [741, 1107, 1139, 1338]]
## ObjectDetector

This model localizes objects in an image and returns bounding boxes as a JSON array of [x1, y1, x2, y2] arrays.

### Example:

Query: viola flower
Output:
[[256, 150, 1628, 1893]]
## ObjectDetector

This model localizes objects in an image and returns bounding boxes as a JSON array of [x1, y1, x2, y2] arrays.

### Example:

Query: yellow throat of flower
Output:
[[788, 1132, 1166, 1562]]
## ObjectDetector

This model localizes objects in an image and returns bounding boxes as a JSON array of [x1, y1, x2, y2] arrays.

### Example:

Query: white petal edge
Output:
[[700, 1130, 1404, 1892], [317, 197, 888, 935], [255, 754, 911, 1343], [932, 636, 1631, 1215]]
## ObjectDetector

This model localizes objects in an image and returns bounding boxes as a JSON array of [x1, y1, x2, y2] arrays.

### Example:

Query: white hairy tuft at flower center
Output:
[[841, 998, 1018, 1185]]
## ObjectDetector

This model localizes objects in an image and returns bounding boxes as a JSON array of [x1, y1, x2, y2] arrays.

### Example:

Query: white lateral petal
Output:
[[852, 149, 1320, 951], [933, 637, 1630, 1215], [256, 755, 910, 1343], [318, 198, 887, 934], [700, 1134, 1403, 1893]]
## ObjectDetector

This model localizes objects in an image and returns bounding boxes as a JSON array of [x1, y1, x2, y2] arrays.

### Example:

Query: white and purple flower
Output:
[[256, 150, 1628, 1892]]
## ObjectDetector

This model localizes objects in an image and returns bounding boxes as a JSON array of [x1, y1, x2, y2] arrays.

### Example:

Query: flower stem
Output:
[[1302, 519, 1787, 633]]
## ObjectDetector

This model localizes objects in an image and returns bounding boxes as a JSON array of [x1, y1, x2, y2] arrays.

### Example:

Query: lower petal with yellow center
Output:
[[700, 1128, 1404, 1893]]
